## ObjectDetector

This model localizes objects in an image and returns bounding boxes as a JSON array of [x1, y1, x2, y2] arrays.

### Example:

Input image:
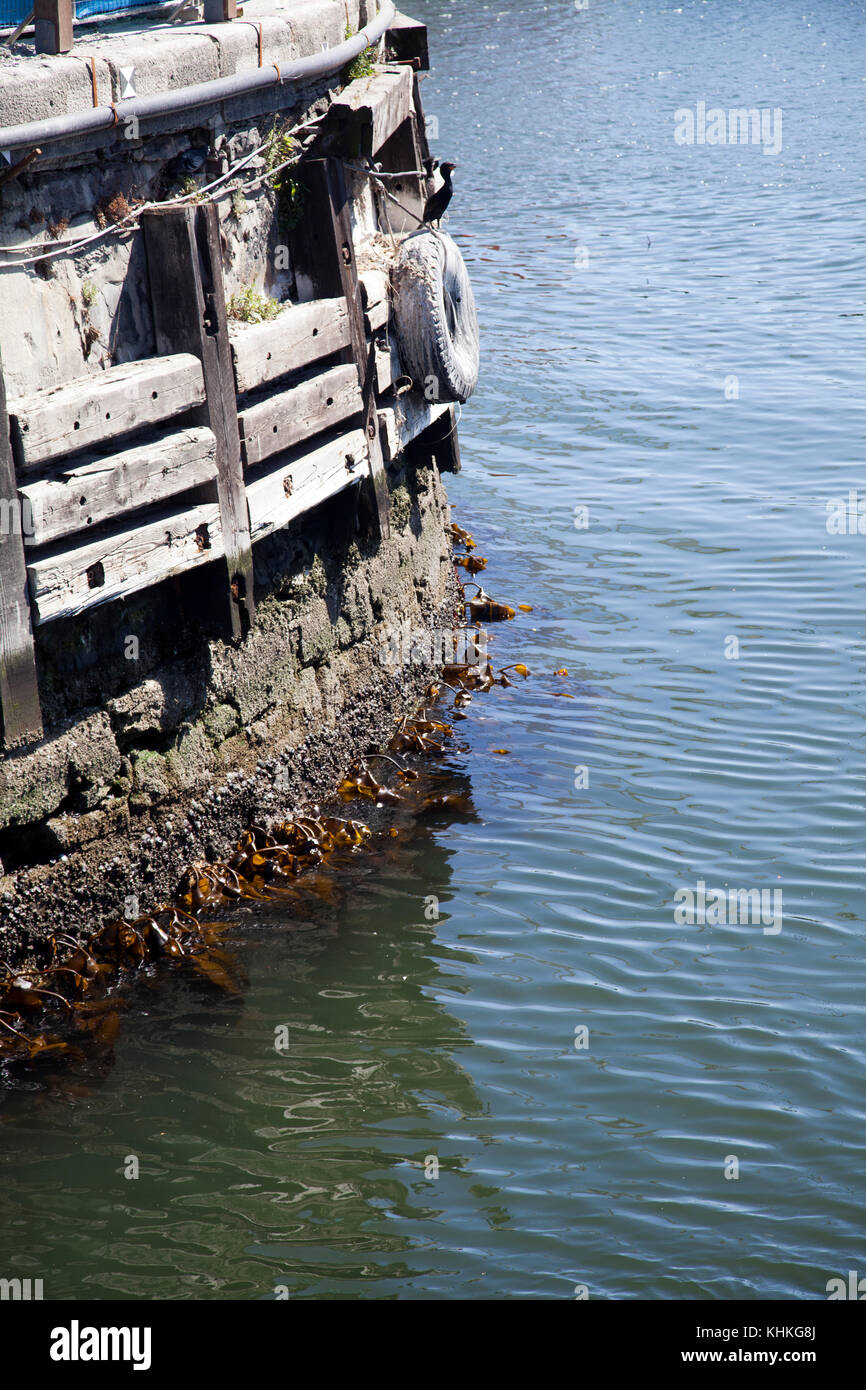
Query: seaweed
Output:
[[0, 513, 537, 1072]]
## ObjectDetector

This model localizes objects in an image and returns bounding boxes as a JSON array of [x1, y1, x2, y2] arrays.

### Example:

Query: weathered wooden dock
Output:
[[0, 33, 458, 753]]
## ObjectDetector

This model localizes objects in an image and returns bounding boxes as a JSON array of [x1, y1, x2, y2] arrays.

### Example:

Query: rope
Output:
[[0, 129, 434, 271], [365, 167, 427, 179], [0, 113, 325, 270], [365, 168, 426, 229]]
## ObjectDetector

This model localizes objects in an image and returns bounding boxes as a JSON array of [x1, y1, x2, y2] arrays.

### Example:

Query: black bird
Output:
[[423, 160, 457, 228]]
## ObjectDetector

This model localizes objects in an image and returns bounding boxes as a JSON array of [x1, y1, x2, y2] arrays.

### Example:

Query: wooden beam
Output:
[[8, 354, 205, 471], [386, 13, 430, 71], [142, 204, 255, 640], [34, 0, 72, 54], [18, 427, 217, 548], [324, 67, 414, 160], [374, 336, 403, 394], [246, 429, 367, 542], [229, 298, 351, 395], [359, 270, 389, 317], [412, 70, 433, 167], [365, 298, 389, 335], [28, 502, 223, 626], [294, 159, 390, 539], [203, 0, 237, 19], [408, 404, 462, 474], [238, 364, 361, 468], [377, 396, 450, 464], [0, 351, 42, 747]]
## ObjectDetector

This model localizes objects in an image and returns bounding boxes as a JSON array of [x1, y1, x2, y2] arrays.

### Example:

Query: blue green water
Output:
[[1, 0, 865, 1299]]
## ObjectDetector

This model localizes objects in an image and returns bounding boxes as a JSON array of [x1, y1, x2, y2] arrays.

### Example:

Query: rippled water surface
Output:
[[2, 0, 865, 1299]]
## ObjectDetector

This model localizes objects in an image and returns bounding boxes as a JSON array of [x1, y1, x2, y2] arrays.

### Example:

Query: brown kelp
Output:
[[0, 516, 534, 1073]]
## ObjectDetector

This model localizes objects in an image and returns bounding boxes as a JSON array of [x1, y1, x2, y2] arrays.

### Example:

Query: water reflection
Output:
[[0, 787, 516, 1298]]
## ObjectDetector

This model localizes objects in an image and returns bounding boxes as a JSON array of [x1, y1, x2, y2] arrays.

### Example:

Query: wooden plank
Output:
[[246, 429, 368, 542], [143, 204, 255, 640], [325, 68, 414, 160], [374, 336, 403, 394], [229, 298, 351, 394], [386, 13, 430, 71], [238, 364, 361, 468], [378, 408, 402, 464], [8, 355, 205, 471], [412, 70, 433, 167], [359, 269, 392, 334], [298, 160, 391, 540], [435, 405, 462, 474], [34, 0, 72, 54], [18, 427, 217, 549], [366, 298, 390, 335], [378, 396, 450, 463], [28, 502, 223, 626], [0, 350, 42, 747], [359, 270, 389, 314], [406, 404, 462, 474]]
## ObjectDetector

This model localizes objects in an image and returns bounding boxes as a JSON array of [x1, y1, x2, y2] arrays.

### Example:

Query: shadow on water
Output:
[[0, 768, 510, 1299]]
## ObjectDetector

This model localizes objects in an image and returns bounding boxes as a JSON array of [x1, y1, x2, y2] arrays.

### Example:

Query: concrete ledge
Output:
[[0, 55, 114, 128], [0, 0, 368, 131], [98, 33, 222, 102]]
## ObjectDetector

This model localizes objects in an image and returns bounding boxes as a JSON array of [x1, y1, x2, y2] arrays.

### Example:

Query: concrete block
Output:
[[99, 34, 221, 103], [0, 55, 112, 130]]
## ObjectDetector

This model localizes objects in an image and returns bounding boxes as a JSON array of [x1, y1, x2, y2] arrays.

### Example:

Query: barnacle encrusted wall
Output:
[[0, 453, 457, 961]]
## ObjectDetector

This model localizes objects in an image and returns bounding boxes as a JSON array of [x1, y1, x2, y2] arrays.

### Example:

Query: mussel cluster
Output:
[[0, 814, 376, 1067]]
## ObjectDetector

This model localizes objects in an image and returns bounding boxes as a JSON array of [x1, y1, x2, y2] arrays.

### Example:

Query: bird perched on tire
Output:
[[423, 161, 457, 228]]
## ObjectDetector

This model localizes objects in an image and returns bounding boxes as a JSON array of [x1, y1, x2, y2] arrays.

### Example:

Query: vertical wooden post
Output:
[[407, 408, 461, 475], [412, 71, 433, 164], [294, 159, 390, 540], [34, 0, 73, 54], [0, 351, 42, 749], [374, 117, 425, 238], [142, 203, 255, 641], [203, 0, 237, 20]]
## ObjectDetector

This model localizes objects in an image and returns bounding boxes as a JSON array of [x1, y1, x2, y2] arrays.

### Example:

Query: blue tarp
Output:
[[0, 0, 155, 28]]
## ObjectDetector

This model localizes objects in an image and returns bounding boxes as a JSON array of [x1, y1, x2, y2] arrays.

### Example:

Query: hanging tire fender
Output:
[[391, 229, 480, 405]]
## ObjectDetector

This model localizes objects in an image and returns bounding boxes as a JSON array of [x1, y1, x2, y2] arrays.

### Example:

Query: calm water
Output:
[[2, 0, 865, 1299]]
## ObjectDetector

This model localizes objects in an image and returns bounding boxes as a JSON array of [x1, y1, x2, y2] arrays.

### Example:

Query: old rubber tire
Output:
[[391, 229, 480, 404]]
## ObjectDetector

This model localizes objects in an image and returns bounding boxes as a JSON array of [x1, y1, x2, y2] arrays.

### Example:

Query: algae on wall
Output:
[[0, 455, 458, 962]]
